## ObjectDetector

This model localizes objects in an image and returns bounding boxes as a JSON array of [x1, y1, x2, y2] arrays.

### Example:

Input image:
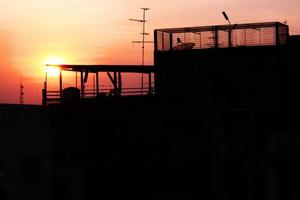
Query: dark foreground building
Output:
[[2, 21, 300, 200], [0, 104, 51, 200], [44, 22, 300, 200]]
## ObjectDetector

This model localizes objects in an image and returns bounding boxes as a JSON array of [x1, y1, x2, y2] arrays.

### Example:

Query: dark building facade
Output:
[[0, 104, 51, 200], [2, 22, 300, 200], [152, 22, 300, 200], [45, 22, 300, 200]]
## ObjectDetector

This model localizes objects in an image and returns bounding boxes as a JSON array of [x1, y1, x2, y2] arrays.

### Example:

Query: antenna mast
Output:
[[130, 8, 153, 94], [20, 80, 24, 104]]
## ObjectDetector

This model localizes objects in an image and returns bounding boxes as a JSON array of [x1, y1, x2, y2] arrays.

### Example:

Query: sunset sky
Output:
[[0, 0, 299, 104]]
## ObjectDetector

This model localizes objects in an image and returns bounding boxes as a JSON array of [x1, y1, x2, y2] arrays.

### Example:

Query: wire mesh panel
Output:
[[232, 29, 245, 47], [246, 28, 263, 46], [188, 31, 205, 49], [218, 30, 229, 48], [186, 32, 201, 47], [163, 32, 171, 51], [200, 31, 215, 49], [156, 31, 163, 51], [260, 27, 276, 46], [155, 22, 289, 51]]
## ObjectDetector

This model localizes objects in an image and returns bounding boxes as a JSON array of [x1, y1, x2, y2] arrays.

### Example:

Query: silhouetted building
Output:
[[43, 22, 300, 200], [0, 104, 51, 200], [3, 21, 300, 200], [152, 22, 300, 199]]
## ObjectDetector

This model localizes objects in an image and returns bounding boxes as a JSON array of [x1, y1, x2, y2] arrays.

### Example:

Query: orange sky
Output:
[[0, 0, 299, 104]]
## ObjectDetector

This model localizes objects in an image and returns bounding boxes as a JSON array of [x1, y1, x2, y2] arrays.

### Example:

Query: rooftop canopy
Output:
[[43, 64, 155, 106], [46, 64, 155, 73]]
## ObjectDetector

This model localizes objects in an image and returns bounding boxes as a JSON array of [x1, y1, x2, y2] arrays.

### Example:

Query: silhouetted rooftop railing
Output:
[[43, 64, 155, 106], [44, 88, 153, 104], [154, 22, 289, 51]]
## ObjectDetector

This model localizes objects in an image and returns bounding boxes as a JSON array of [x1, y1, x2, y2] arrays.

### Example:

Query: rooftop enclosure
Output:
[[154, 22, 289, 51], [154, 22, 300, 106], [43, 64, 155, 105]]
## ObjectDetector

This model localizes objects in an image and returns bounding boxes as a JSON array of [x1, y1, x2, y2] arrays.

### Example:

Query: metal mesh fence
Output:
[[163, 32, 171, 51], [231, 28, 276, 47], [218, 30, 229, 48], [155, 22, 289, 51], [156, 30, 163, 51]]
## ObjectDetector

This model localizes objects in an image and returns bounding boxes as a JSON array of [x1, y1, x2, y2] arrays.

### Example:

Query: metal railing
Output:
[[43, 87, 155, 104]]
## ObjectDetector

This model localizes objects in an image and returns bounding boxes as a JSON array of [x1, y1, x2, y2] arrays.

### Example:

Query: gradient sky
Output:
[[0, 0, 299, 104]]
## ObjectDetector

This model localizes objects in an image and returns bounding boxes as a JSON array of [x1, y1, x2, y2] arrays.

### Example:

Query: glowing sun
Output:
[[44, 57, 65, 77]]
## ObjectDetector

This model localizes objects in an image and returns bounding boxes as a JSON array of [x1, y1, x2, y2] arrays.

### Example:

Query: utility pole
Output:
[[130, 8, 153, 94]]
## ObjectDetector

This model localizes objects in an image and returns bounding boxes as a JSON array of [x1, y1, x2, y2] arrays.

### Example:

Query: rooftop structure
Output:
[[43, 64, 155, 105], [12, 21, 300, 200], [43, 22, 295, 106], [154, 22, 289, 51], [153, 22, 300, 106]]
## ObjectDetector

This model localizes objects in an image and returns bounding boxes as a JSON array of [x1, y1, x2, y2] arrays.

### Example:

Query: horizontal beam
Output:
[[46, 64, 155, 73], [132, 41, 154, 44], [155, 21, 287, 34], [129, 19, 145, 23]]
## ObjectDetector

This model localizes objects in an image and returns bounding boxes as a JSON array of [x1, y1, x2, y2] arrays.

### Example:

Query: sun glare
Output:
[[44, 57, 65, 77], [45, 66, 60, 77]]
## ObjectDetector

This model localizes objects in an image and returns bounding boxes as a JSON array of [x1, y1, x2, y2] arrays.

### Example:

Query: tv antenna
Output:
[[130, 8, 153, 94], [20, 79, 24, 104]]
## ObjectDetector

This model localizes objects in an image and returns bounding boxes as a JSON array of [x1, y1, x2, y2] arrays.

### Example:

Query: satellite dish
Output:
[[173, 37, 195, 50], [173, 42, 195, 50]]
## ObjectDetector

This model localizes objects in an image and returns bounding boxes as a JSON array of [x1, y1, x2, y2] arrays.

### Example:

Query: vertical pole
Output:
[[113, 72, 117, 96], [148, 72, 152, 95], [244, 29, 246, 46], [162, 30, 164, 50], [214, 26, 219, 48], [228, 22, 232, 47], [59, 68, 63, 99], [142, 9, 145, 66], [20, 81, 24, 105], [93, 75, 95, 96], [222, 12, 232, 47], [154, 30, 158, 52], [76, 72, 78, 88], [96, 72, 99, 96], [118, 72, 122, 96], [199, 32, 202, 48], [130, 8, 150, 95], [45, 72, 47, 90], [141, 8, 146, 94], [169, 32, 173, 50], [275, 23, 280, 45], [43, 72, 47, 106], [81, 71, 84, 98], [259, 29, 262, 45], [153, 30, 158, 96]]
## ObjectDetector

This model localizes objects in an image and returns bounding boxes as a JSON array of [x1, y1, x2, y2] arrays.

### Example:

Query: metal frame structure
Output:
[[154, 22, 289, 51], [43, 64, 155, 105]]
